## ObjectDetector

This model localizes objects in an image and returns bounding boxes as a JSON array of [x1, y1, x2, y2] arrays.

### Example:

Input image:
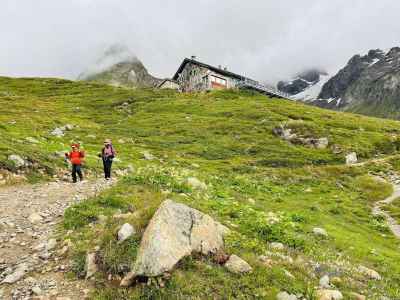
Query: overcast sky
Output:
[[1, 0, 399, 84]]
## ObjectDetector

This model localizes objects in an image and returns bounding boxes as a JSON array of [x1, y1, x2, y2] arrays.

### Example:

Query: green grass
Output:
[[2, 76, 400, 299]]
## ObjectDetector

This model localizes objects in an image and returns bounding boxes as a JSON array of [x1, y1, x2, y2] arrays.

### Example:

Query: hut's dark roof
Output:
[[172, 58, 247, 81]]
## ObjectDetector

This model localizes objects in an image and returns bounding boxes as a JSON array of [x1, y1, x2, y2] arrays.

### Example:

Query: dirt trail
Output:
[[373, 184, 400, 238], [0, 178, 116, 300]]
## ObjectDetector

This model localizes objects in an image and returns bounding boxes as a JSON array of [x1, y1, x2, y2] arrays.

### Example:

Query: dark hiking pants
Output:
[[103, 158, 113, 179], [72, 164, 83, 183]]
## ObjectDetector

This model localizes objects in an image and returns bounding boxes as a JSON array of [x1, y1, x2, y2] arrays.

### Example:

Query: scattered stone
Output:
[[358, 265, 381, 280], [316, 289, 343, 300], [120, 200, 229, 285], [26, 137, 39, 144], [330, 277, 342, 286], [319, 275, 330, 288], [51, 127, 65, 137], [85, 253, 98, 279], [283, 269, 295, 280], [117, 223, 135, 243], [97, 214, 108, 224], [31, 286, 43, 295], [46, 238, 57, 251], [29, 212, 43, 224], [276, 291, 298, 300], [350, 293, 366, 300], [1, 263, 28, 284], [186, 177, 207, 190], [315, 137, 329, 149], [266, 212, 281, 224], [269, 242, 285, 251], [313, 227, 328, 237], [8, 154, 26, 168], [346, 152, 358, 165], [224, 255, 252, 274], [142, 151, 155, 160], [273, 125, 297, 141], [63, 124, 74, 131]]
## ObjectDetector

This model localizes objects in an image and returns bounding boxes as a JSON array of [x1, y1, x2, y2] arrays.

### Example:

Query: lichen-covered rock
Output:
[[120, 200, 229, 285], [224, 254, 252, 274]]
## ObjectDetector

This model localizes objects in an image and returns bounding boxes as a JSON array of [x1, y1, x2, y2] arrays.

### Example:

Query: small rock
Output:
[[316, 289, 343, 300], [269, 242, 285, 251], [313, 227, 328, 237], [330, 276, 342, 286], [224, 255, 252, 274], [283, 269, 295, 280], [142, 151, 154, 160], [97, 214, 107, 224], [346, 152, 358, 165], [315, 137, 329, 149], [350, 293, 366, 300], [32, 286, 43, 295], [117, 223, 135, 243], [319, 275, 330, 288], [26, 137, 39, 144], [29, 213, 43, 224], [46, 238, 57, 251], [358, 265, 381, 280], [276, 291, 298, 300], [85, 253, 97, 279], [51, 127, 64, 137], [187, 177, 207, 190], [1, 263, 28, 284], [8, 155, 26, 168], [63, 124, 74, 131]]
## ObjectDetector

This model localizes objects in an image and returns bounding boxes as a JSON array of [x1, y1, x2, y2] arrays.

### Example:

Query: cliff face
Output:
[[314, 47, 400, 118], [78, 45, 161, 88]]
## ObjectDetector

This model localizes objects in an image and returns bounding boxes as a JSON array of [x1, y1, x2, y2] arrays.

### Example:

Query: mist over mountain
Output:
[[78, 45, 162, 88]]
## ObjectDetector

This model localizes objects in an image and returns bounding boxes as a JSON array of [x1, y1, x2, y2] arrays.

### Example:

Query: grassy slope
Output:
[[1, 77, 400, 299]]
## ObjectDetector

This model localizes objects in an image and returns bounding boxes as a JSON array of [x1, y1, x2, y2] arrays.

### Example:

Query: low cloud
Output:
[[1, 0, 399, 84]]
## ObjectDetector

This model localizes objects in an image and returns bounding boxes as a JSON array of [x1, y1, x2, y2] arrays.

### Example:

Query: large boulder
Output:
[[120, 200, 229, 285]]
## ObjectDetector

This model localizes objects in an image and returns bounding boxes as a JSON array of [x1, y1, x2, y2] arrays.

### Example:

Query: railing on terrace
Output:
[[237, 78, 294, 100]]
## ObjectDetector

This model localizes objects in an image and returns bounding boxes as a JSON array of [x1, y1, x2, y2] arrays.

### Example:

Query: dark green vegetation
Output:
[[1, 76, 400, 299]]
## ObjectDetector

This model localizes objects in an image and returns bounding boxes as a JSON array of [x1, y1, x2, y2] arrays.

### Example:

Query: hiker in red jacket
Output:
[[65, 143, 84, 183], [99, 139, 116, 180]]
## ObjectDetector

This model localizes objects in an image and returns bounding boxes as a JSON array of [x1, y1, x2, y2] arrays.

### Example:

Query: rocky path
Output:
[[373, 183, 400, 238], [0, 179, 115, 300]]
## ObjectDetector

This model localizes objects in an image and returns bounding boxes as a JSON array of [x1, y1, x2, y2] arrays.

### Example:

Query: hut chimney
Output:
[[191, 55, 197, 60]]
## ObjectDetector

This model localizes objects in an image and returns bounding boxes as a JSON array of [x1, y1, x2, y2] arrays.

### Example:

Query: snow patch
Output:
[[292, 74, 331, 102]]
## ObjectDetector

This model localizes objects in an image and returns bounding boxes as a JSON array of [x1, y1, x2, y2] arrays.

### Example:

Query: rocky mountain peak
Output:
[[78, 44, 161, 88]]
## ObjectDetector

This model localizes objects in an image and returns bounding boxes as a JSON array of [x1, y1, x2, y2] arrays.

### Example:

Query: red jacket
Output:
[[68, 150, 84, 165]]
